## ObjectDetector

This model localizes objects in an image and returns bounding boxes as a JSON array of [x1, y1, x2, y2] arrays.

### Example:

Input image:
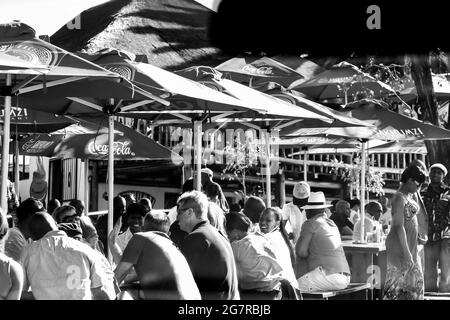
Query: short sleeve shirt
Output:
[[300, 215, 350, 275], [121, 231, 201, 300]]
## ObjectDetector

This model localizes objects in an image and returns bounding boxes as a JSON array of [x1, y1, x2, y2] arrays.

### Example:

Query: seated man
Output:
[[69, 199, 100, 251], [225, 212, 284, 299], [330, 200, 354, 236], [20, 212, 116, 300], [243, 196, 266, 232], [114, 212, 201, 300], [296, 192, 351, 292], [353, 201, 383, 242], [5, 198, 44, 262], [258, 208, 298, 287], [108, 203, 148, 264]]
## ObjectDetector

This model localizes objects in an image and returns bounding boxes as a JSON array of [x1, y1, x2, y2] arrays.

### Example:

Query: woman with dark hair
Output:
[[205, 182, 230, 214], [259, 207, 298, 289], [383, 164, 427, 300], [0, 210, 24, 300]]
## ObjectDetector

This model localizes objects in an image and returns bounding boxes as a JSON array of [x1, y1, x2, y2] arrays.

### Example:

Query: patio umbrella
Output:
[[289, 61, 395, 106], [0, 0, 110, 36], [0, 51, 48, 72], [14, 117, 183, 161], [1, 106, 76, 194], [282, 99, 450, 141], [215, 56, 305, 88], [0, 22, 128, 223]]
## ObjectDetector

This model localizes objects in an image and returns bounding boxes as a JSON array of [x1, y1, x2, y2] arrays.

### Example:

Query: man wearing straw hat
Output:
[[295, 191, 350, 292]]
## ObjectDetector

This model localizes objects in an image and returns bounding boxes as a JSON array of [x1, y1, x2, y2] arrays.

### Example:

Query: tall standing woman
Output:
[[383, 164, 427, 300]]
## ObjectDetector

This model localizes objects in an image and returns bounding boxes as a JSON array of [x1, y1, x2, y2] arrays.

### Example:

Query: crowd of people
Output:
[[0, 161, 449, 300]]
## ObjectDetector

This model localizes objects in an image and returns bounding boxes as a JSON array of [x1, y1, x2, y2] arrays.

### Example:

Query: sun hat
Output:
[[430, 163, 448, 177], [301, 191, 333, 209], [293, 181, 311, 199]]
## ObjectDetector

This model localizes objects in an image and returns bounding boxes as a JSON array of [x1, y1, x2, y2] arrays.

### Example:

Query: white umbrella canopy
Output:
[[0, 0, 110, 37], [282, 99, 450, 141], [0, 51, 48, 73]]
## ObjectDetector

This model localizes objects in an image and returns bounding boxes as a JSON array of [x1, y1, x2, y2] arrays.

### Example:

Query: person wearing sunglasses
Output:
[[383, 164, 427, 300], [53, 205, 81, 224]]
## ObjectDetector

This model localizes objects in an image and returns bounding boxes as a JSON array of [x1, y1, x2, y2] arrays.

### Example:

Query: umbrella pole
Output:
[[303, 147, 308, 182], [14, 130, 19, 203], [194, 120, 202, 191], [84, 159, 89, 214], [107, 114, 114, 264], [1, 74, 12, 217], [265, 130, 271, 207], [359, 140, 367, 243]]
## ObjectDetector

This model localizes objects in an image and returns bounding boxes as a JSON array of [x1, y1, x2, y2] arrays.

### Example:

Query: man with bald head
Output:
[[243, 196, 266, 232], [20, 212, 116, 300]]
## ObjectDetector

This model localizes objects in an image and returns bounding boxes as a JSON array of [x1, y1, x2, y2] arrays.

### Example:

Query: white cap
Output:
[[201, 168, 213, 177], [430, 163, 448, 177], [293, 181, 310, 199]]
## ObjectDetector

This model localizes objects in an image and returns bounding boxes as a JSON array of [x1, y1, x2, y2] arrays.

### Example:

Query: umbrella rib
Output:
[[67, 97, 103, 112], [172, 113, 192, 121], [120, 100, 155, 112], [11, 75, 40, 93], [210, 112, 237, 121], [274, 119, 302, 130], [132, 87, 170, 106], [17, 76, 87, 94]]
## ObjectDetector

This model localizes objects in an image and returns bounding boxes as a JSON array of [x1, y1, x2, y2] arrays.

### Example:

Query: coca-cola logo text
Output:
[[87, 140, 135, 156]]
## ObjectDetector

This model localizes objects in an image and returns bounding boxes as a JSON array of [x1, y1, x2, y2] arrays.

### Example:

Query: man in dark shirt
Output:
[[114, 212, 201, 300], [329, 200, 353, 236], [421, 163, 450, 292], [177, 191, 239, 300]]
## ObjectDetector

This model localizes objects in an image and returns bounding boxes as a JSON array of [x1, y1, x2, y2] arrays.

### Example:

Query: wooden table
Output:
[[341, 240, 387, 300]]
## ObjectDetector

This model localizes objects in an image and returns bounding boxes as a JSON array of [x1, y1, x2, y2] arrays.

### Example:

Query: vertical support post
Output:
[[194, 120, 202, 191], [84, 159, 89, 213], [14, 132, 19, 202], [107, 114, 114, 263], [265, 130, 271, 207], [303, 147, 308, 182], [1, 74, 12, 217], [360, 140, 367, 243]]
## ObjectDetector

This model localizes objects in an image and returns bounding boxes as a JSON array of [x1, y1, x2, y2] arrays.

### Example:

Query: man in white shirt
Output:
[[20, 212, 116, 300], [352, 201, 383, 242], [282, 181, 310, 245]]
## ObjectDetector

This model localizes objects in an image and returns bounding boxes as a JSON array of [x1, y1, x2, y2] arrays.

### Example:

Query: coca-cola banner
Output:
[[15, 120, 181, 162]]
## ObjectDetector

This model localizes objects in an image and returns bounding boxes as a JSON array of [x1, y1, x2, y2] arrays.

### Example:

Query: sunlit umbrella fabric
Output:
[[289, 61, 395, 103], [215, 56, 304, 88], [282, 99, 450, 141]]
